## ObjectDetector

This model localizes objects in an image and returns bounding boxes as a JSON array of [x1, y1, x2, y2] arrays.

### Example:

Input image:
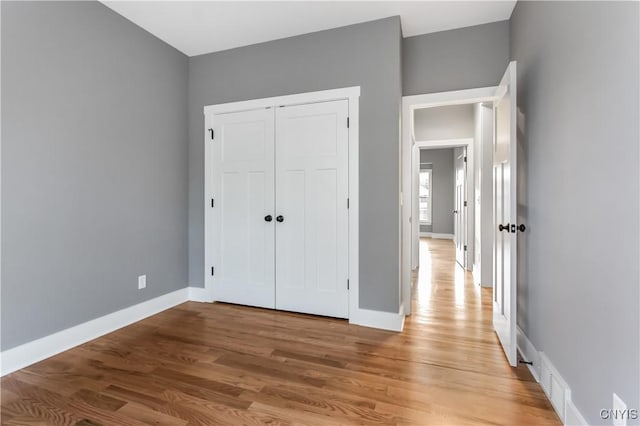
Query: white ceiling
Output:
[[102, 1, 516, 57]]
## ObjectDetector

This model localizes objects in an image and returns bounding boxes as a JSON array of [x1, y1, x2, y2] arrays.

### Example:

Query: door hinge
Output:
[[464, 201, 467, 207], [347, 279, 350, 290], [211, 266, 215, 276], [208, 128, 214, 140], [464, 245, 467, 251], [211, 198, 215, 208], [347, 198, 350, 209], [463, 156, 467, 162], [347, 117, 350, 128]]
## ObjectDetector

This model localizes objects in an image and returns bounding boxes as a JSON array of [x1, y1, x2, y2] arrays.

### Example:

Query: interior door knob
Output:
[[453, 210, 458, 214], [498, 223, 510, 232], [264, 215, 273, 222], [276, 215, 284, 223], [517, 224, 526, 232]]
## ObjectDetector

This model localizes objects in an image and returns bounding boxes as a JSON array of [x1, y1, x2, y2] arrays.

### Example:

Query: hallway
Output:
[[403, 237, 560, 424], [0, 239, 560, 425]]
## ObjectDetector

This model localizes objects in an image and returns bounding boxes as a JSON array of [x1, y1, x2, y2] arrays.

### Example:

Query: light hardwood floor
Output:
[[0, 238, 560, 425]]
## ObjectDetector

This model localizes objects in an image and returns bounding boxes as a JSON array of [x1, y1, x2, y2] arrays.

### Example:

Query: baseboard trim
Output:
[[1, 286, 406, 376], [516, 327, 587, 426], [516, 325, 540, 382], [565, 399, 588, 426], [350, 307, 405, 332], [188, 286, 212, 302], [0, 288, 190, 376], [420, 232, 454, 240]]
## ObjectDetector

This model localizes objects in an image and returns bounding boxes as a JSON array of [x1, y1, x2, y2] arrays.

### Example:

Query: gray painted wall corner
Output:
[[1, 1, 189, 350]]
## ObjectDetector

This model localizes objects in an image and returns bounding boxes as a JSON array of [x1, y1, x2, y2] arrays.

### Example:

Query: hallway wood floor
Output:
[[0, 238, 560, 425]]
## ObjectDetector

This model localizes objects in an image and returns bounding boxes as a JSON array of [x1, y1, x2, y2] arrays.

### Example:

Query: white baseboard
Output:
[[0, 288, 190, 376], [188, 286, 212, 302], [516, 327, 587, 426], [350, 307, 405, 332], [420, 232, 454, 240], [1, 286, 406, 377], [565, 399, 588, 426], [517, 326, 540, 382], [564, 400, 589, 426]]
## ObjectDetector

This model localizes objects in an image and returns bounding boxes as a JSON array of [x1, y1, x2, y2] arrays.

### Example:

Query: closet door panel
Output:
[[211, 108, 275, 309], [275, 100, 349, 318]]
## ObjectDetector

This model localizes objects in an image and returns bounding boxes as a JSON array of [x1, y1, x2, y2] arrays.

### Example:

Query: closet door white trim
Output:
[[207, 108, 275, 309], [275, 100, 350, 318]]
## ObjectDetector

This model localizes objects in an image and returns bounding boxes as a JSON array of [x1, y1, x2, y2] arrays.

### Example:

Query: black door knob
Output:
[[276, 215, 284, 223], [498, 223, 510, 232], [264, 215, 273, 222], [517, 224, 526, 232]]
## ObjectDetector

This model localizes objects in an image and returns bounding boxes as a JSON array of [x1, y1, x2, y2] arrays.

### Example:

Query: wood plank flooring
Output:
[[0, 238, 560, 425]]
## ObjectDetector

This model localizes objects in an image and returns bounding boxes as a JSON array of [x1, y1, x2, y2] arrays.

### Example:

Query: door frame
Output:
[[203, 86, 360, 320], [401, 87, 498, 315]]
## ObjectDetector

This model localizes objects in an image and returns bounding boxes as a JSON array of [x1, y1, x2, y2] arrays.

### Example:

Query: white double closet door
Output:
[[210, 100, 349, 318]]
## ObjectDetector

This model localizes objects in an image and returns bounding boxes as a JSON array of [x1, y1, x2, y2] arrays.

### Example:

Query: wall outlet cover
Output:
[[138, 275, 147, 290]]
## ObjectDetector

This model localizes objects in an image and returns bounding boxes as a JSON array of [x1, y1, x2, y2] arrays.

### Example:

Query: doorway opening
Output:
[[407, 102, 492, 293], [410, 101, 477, 273], [401, 88, 499, 319], [401, 62, 519, 367]]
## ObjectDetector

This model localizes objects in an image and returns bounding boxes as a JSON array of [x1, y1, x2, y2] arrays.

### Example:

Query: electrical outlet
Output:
[[612, 393, 627, 426], [138, 275, 146, 290]]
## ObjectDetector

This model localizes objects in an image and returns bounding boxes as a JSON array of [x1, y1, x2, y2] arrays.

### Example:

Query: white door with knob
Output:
[[454, 148, 467, 268], [210, 108, 276, 309], [208, 99, 350, 319], [275, 100, 350, 318], [493, 61, 518, 367]]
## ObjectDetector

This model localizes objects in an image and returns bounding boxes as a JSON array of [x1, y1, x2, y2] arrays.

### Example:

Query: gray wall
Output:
[[403, 21, 510, 96], [510, 2, 640, 423], [419, 149, 454, 235], [188, 17, 403, 313], [414, 104, 475, 141], [1, 1, 189, 350]]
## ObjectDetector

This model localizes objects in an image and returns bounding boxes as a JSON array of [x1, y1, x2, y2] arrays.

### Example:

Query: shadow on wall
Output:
[[516, 105, 529, 332]]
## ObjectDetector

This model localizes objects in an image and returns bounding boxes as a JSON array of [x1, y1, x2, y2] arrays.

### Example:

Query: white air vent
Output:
[[539, 352, 570, 422]]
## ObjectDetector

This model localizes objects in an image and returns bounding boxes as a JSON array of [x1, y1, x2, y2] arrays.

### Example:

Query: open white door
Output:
[[454, 148, 467, 267], [493, 61, 518, 367]]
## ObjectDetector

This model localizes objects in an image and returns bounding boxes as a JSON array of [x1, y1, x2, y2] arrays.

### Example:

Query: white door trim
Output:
[[204, 87, 361, 115], [204, 86, 360, 322], [402, 87, 498, 315]]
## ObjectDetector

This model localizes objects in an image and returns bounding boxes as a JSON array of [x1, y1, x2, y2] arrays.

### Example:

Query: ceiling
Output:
[[101, 1, 516, 57]]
